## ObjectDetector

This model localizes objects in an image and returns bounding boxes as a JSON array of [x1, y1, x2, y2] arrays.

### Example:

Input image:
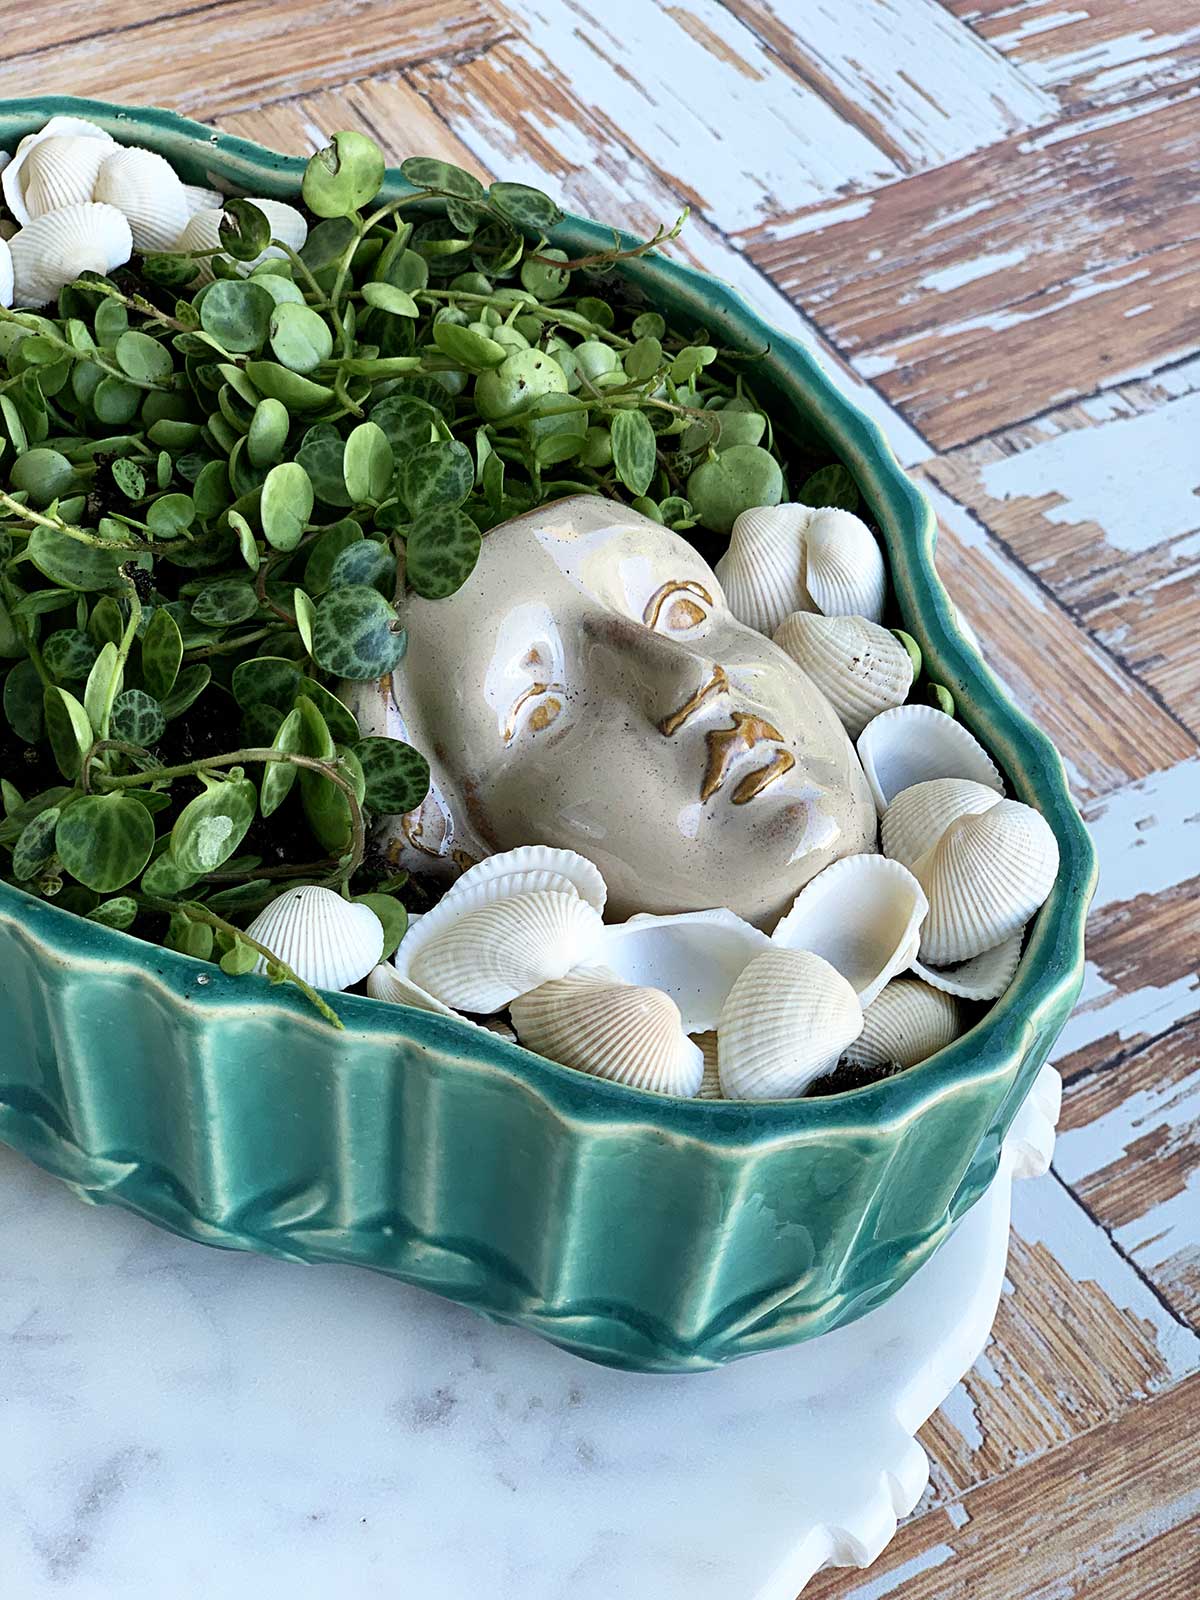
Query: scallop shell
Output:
[[511, 966, 704, 1097], [804, 509, 887, 622], [184, 183, 224, 215], [440, 844, 607, 916], [406, 889, 605, 1014], [857, 703, 1005, 814], [0, 236, 12, 310], [595, 907, 770, 1031], [1, 116, 114, 226], [8, 203, 133, 309], [714, 503, 815, 635], [693, 1030, 723, 1099], [245, 885, 384, 992], [717, 948, 863, 1100], [881, 777, 1003, 870], [914, 799, 1060, 965], [772, 853, 927, 1008], [843, 978, 961, 1071], [94, 146, 191, 253], [773, 611, 912, 739], [911, 930, 1024, 1002]]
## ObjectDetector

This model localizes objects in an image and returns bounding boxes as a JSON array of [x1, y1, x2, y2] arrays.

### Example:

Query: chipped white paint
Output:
[[921, 196, 997, 235], [944, 1501, 971, 1530], [979, 391, 1200, 554], [989, 9, 1090, 52], [1054, 965, 1200, 1064], [1081, 758, 1200, 910], [754, 196, 876, 245], [1009, 1177, 1200, 1378], [918, 248, 1027, 293], [1010, 21, 1200, 98], [938, 1378, 985, 1451], [827, 1542, 956, 1600]]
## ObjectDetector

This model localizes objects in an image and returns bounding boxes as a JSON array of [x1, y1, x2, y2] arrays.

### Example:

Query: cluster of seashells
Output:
[[0, 116, 308, 310], [238, 502, 1059, 1100]]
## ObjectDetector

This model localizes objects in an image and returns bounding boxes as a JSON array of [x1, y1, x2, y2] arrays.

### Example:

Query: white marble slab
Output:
[[0, 1074, 1057, 1600]]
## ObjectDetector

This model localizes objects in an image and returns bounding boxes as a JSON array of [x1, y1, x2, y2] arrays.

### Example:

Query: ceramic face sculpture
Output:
[[348, 496, 877, 925]]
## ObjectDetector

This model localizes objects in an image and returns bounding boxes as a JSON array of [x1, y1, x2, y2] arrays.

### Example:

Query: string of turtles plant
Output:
[[0, 129, 864, 1020]]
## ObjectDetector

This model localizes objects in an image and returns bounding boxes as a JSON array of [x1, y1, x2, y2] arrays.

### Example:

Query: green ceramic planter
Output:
[[0, 98, 1096, 1372]]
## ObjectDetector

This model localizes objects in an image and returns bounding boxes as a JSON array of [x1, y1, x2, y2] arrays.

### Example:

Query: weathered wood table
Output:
[[2, 4, 1197, 1595]]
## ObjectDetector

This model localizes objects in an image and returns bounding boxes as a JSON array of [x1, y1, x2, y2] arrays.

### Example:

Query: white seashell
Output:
[[511, 966, 704, 1097], [22, 137, 115, 221], [914, 800, 1059, 966], [595, 907, 770, 1031], [773, 611, 912, 739], [184, 183, 224, 215], [804, 509, 887, 623], [771, 853, 927, 1008], [714, 503, 815, 635], [481, 1018, 517, 1042], [406, 889, 604, 1014], [857, 703, 1005, 814], [8, 203, 133, 309], [2, 116, 114, 226], [718, 949, 863, 1100], [246, 885, 383, 992], [911, 930, 1024, 1002], [0, 236, 12, 309], [439, 844, 607, 916], [843, 978, 961, 1071], [693, 1030, 723, 1099], [881, 777, 1003, 871], [94, 146, 191, 253], [366, 958, 455, 1016]]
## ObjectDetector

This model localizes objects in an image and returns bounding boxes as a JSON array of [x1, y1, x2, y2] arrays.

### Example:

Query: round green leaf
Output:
[[159, 663, 211, 721], [310, 585, 407, 680], [247, 396, 291, 467], [12, 806, 61, 881], [55, 794, 155, 892], [93, 377, 141, 426], [4, 658, 46, 743], [140, 849, 200, 897], [327, 538, 395, 594], [399, 439, 474, 515], [110, 688, 167, 746], [260, 461, 314, 551], [354, 736, 430, 815], [147, 493, 196, 540], [231, 654, 303, 711], [303, 131, 385, 216], [86, 896, 139, 931], [304, 518, 363, 593], [191, 578, 259, 626], [369, 394, 438, 453], [42, 628, 98, 683], [431, 320, 506, 370], [298, 678, 360, 745], [259, 704, 304, 817], [293, 586, 317, 655], [43, 685, 93, 780], [686, 445, 784, 535], [488, 181, 563, 231], [269, 302, 334, 374], [405, 507, 482, 600], [343, 422, 393, 505], [165, 910, 215, 961], [141, 606, 184, 701], [111, 456, 147, 499], [27, 526, 126, 591], [798, 463, 860, 513], [354, 892, 407, 961], [9, 447, 77, 507], [171, 776, 258, 874], [361, 282, 419, 317], [199, 279, 275, 354], [401, 157, 486, 201], [115, 329, 174, 384], [218, 199, 271, 263]]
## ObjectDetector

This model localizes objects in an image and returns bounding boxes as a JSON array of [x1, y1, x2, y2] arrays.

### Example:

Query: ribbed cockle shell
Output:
[[714, 503, 815, 636], [773, 611, 912, 738], [857, 703, 1004, 814], [406, 889, 604, 1014], [8, 203, 133, 309], [511, 965, 704, 1097], [914, 799, 1060, 965], [245, 885, 384, 992], [94, 145, 191, 252], [594, 907, 770, 1032], [718, 948, 863, 1100], [843, 978, 961, 1071], [1, 116, 114, 225], [881, 777, 1003, 870], [804, 509, 887, 622]]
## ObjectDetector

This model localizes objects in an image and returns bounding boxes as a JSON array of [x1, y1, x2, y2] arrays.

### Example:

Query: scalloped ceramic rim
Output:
[[0, 100, 1097, 1367], [0, 95, 1096, 1133]]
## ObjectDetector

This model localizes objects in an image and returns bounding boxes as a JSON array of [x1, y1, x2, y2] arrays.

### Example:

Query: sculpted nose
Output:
[[583, 612, 727, 735]]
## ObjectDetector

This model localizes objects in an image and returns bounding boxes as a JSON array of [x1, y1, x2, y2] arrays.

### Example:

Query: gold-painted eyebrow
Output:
[[642, 579, 714, 630]]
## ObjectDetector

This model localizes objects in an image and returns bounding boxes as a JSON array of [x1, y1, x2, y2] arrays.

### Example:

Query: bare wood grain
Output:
[[945, 0, 1200, 110], [0, 1, 506, 117], [1058, 1021, 1200, 1327], [807, 1373, 1200, 1598], [740, 93, 1200, 447]]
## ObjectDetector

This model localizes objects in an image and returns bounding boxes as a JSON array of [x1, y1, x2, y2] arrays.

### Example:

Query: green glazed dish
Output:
[[0, 97, 1096, 1372]]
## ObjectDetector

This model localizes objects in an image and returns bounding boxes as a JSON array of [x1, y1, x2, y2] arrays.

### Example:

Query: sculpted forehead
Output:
[[477, 494, 724, 628]]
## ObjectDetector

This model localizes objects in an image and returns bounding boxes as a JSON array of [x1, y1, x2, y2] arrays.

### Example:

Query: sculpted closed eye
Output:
[[505, 681, 565, 742], [642, 579, 713, 633]]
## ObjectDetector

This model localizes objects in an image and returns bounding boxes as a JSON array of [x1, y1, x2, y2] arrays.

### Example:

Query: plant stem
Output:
[[0, 490, 143, 550], [183, 623, 287, 660]]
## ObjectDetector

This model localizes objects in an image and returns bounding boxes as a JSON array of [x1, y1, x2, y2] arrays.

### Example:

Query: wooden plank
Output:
[[918, 1169, 1200, 1506], [720, 0, 1054, 172], [806, 1374, 1200, 1598], [945, 0, 1200, 110], [3, 0, 231, 55], [1057, 1021, 1200, 1328], [916, 478, 1196, 801], [739, 92, 1200, 447], [218, 80, 491, 181], [0, 1, 505, 116], [406, 43, 932, 462], [923, 360, 1200, 733]]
